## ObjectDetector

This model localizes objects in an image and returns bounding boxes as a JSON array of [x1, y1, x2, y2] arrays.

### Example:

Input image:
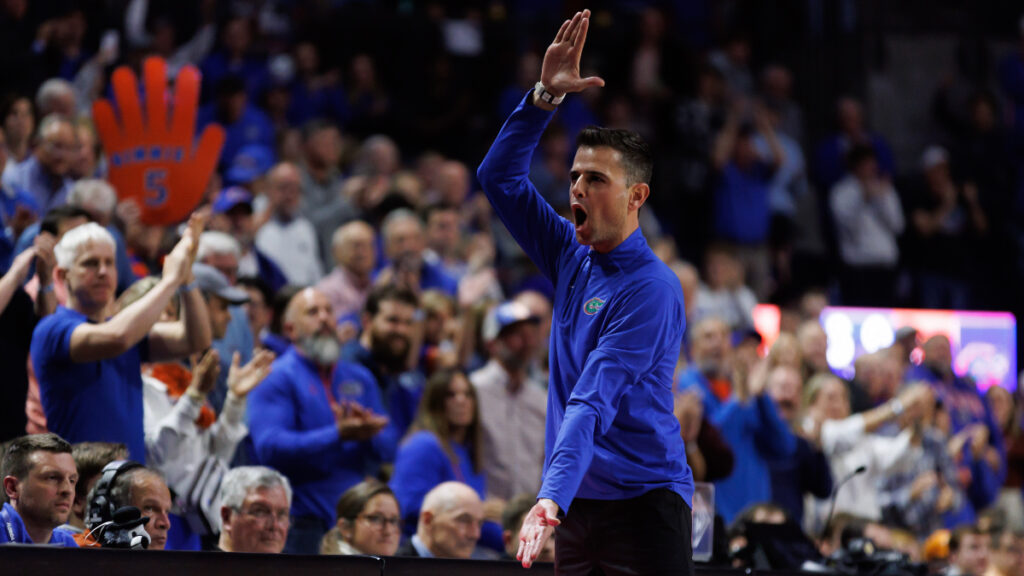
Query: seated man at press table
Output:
[[1, 433, 79, 546]]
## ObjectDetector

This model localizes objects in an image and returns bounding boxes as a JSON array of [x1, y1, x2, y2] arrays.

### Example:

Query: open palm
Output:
[[227, 349, 275, 398], [540, 10, 605, 97]]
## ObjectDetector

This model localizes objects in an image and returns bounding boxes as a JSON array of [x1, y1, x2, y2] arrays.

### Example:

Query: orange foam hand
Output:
[[92, 57, 225, 225]]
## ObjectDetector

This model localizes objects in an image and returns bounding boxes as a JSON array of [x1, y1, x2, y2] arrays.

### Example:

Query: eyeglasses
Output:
[[236, 506, 290, 526], [358, 513, 401, 529]]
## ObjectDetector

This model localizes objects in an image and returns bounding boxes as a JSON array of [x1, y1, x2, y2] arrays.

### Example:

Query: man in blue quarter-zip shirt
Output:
[[248, 287, 398, 554], [477, 10, 694, 575]]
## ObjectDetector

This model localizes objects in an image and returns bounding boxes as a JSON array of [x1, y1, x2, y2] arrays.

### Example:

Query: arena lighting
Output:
[[751, 304, 1017, 392]]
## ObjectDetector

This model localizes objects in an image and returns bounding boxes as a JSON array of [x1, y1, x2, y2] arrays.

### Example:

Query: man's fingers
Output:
[[574, 14, 591, 52], [553, 18, 571, 43], [569, 11, 587, 45]]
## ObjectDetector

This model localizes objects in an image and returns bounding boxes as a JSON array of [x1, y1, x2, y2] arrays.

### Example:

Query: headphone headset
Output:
[[85, 459, 143, 530]]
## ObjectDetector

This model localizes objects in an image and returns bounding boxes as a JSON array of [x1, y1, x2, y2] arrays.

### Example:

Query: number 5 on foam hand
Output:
[[92, 57, 225, 225]]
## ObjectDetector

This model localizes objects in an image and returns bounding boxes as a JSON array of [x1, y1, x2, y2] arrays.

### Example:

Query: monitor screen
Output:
[[752, 305, 1017, 393]]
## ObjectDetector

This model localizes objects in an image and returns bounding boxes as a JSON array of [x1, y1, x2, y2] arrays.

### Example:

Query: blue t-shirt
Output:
[[477, 92, 693, 514], [0, 502, 78, 546], [30, 306, 149, 461]]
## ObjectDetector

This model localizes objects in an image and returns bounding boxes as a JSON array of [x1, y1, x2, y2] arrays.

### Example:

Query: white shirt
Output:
[[829, 175, 905, 266], [255, 214, 323, 286], [804, 414, 912, 532], [469, 360, 547, 501], [143, 376, 249, 531]]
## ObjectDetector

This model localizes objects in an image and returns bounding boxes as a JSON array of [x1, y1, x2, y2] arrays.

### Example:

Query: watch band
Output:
[[534, 82, 565, 106]]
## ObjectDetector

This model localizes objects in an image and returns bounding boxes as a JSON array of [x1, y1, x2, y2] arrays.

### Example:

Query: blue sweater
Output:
[[705, 394, 796, 523], [477, 92, 693, 514], [248, 348, 399, 526], [0, 503, 77, 546], [389, 430, 503, 551]]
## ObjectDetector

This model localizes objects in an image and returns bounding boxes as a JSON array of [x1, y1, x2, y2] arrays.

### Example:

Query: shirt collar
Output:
[[588, 226, 648, 273], [411, 534, 434, 558]]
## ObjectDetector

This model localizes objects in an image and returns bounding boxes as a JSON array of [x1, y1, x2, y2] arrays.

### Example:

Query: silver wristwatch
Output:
[[534, 82, 565, 106]]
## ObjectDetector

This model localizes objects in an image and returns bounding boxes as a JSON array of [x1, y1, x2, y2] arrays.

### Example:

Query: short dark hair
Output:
[[2, 433, 73, 482], [420, 202, 458, 225], [576, 126, 653, 186], [335, 479, 398, 523], [40, 205, 91, 236], [363, 284, 419, 319], [270, 285, 304, 335], [71, 442, 128, 503], [237, 276, 273, 308]]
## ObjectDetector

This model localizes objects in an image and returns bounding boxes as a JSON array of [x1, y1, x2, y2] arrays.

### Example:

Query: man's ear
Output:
[[55, 267, 68, 286], [3, 476, 20, 502], [628, 183, 650, 211], [220, 506, 233, 533], [421, 510, 433, 527]]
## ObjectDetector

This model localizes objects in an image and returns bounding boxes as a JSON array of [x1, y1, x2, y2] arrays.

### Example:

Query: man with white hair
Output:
[[2, 114, 77, 212], [217, 466, 293, 554], [35, 79, 77, 118], [396, 481, 486, 559], [30, 218, 211, 461], [197, 230, 255, 413], [248, 287, 394, 554]]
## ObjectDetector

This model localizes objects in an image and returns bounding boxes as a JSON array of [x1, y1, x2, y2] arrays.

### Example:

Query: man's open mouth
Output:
[[572, 205, 588, 227]]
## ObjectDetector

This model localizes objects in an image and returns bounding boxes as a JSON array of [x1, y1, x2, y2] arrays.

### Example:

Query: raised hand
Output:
[[187, 349, 221, 398], [162, 226, 196, 286], [33, 233, 57, 286], [517, 498, 560, 568], [540, 9, 605, 98], [92, 57, 225, 226], [5, 246, 37, 285], [227, 350, 275, 398]]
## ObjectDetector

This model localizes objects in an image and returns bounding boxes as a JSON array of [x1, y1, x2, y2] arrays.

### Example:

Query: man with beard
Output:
[[248, 287, 396, 554], [342, 283, 425, 437], [469, 301, 547, 501]]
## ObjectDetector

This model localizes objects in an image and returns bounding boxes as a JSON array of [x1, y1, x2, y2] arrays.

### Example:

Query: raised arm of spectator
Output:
[[68, 219, 198, 362], [149, 215, 213, 361], [32, 231, 58, 318], [711, 106, 741, 171], [754, 103, 786, 172], [0, 246, 36, 315]]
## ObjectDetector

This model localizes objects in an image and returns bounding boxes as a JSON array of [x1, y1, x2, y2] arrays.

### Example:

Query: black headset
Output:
[[85, 459, 143, 530]]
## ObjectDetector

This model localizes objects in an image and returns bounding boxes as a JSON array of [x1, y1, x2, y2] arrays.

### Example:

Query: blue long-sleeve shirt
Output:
[[247, 348, 398, 526], [703, 394, 797, 523], [477, 92, 693, 514]]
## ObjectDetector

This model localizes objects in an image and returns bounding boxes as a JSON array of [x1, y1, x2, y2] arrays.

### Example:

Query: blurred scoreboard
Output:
[[752, 305, 1017, 392]]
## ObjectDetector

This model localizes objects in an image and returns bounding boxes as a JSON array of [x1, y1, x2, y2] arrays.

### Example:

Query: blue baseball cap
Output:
[[483, 301, 539, 342], [212, 186, 253, 214], [224, 144, 275, 186]]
